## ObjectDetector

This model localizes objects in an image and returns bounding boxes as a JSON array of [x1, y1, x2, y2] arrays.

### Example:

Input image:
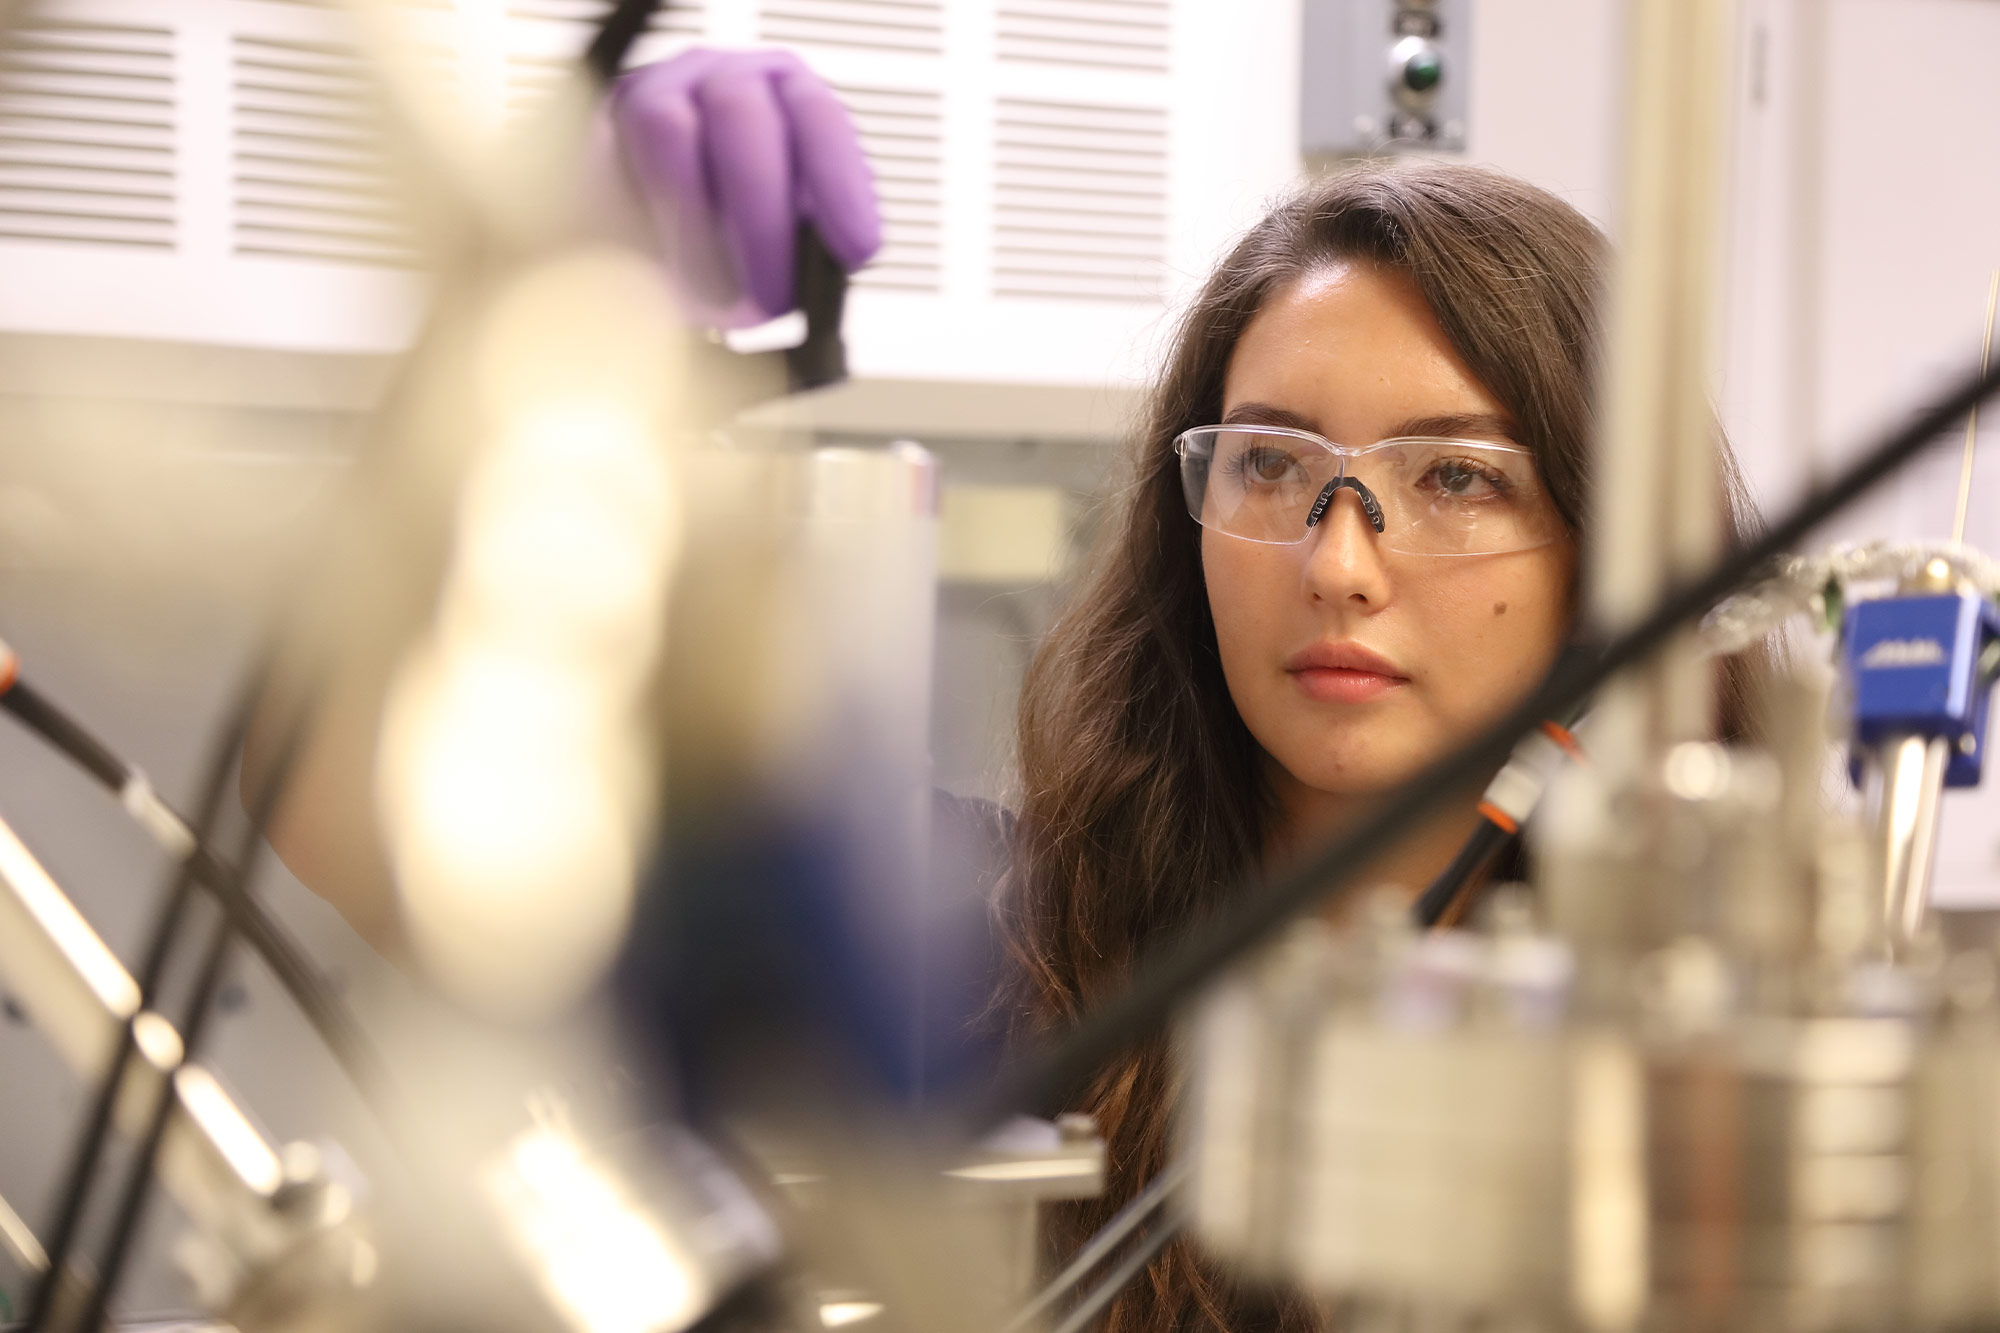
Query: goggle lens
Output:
[[1177, 425, 1560, 557]]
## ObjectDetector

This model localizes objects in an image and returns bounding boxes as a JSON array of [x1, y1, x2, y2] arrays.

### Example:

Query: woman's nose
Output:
[[1301, 487, 1393, 607]]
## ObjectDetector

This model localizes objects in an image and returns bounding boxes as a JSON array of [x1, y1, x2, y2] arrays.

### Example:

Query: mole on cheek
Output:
[[1493, 601, 1508, 616]]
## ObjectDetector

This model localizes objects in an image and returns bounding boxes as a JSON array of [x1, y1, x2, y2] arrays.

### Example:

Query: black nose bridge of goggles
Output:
[[1305, 475, 1386, 534]]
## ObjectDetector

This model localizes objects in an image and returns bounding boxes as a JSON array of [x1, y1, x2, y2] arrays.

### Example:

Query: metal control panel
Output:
[[1300, 0, 1470, 157]]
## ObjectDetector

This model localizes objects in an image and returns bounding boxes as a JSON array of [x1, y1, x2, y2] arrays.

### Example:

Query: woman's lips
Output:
[[1289, 666, 1406, 703], [1284, 642, 1409, 704]]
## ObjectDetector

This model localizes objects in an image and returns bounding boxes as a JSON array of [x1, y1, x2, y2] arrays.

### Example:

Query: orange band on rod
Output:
[[1541, 720, 1585, 761], [0, 648, 19, 696], [1476, 799, 1519, 834]]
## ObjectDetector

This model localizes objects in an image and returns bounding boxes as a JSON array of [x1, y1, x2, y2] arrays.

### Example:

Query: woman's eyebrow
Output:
[[1388, 411, 1519, 440], [1218, 401, 1321, 432]]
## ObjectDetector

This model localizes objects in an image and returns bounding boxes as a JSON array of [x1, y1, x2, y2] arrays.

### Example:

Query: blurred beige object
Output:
[[234, 0, 749, 971], [939, 485, 1066, 586], [374, 247, 687, 1018], [478, 1109, 781, 1333]]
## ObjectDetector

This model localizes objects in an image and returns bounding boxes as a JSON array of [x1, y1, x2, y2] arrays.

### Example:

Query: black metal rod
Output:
[[1411, 819, 1514, 928], [584, 0, 666, 84], [74, 910, 237, 1333], [0, 675, 389, 1102], [24, 676, 256, 1333], [2, 683, 126, 792], [786, 223, 851, 393], [62, 682, 307, 1330], [980, 347, 2000, 1127]]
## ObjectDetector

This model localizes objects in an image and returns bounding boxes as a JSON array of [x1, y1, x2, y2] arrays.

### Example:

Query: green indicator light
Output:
[[1403, 49, 1443, 93]]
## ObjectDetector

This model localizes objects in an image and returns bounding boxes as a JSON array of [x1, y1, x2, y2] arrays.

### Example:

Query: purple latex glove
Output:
[[612, 48, 882, 329]]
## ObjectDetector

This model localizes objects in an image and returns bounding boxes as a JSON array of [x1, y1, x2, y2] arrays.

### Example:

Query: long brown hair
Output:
[[990, 160, 1765, 1332]]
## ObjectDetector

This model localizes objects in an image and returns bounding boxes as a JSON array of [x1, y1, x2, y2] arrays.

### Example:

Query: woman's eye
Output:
[[1238, 447, 1299, 483], [1423, 459, 1507, 499]]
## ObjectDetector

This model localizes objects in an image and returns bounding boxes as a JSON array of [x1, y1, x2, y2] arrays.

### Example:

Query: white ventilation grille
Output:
[[839, 84, 939, 292], [231, 35, 419, 267], [0, 17, 175, 250], [993, 97, 1165, 303], [759, 1, 944, 58], [997, 0, 1168, 74]]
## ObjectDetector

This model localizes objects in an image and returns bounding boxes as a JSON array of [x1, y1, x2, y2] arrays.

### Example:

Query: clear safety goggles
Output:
[[1175, 424, 1563, 557]]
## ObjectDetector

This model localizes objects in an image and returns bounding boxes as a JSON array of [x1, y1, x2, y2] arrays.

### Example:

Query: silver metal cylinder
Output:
[[1874, 734, 1950, 949], [1182, 921, 2000, 1333]]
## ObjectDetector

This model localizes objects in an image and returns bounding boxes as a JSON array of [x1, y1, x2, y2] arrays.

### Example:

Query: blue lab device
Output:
[[1843, 590, 2000, 787]]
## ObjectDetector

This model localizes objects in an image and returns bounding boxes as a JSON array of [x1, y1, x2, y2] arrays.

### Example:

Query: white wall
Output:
[[1464, 0, 1626, 228], [1721, 0, 2000, 906]]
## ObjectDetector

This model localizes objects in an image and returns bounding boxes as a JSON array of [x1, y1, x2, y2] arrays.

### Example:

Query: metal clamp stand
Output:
[[1842, 557, 2000, 946], [0, 807, 373, 1329]]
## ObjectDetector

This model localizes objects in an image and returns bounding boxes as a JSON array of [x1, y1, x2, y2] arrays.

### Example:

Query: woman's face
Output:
[[1203, 262, 1576, 811]]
